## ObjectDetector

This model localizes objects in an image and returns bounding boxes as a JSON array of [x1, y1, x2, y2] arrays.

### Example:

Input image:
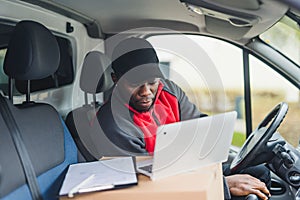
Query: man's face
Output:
[[119, 78, 160, 112]]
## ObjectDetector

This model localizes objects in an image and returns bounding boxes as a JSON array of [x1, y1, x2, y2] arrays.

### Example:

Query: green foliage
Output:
[[231, 131, 246, 147]]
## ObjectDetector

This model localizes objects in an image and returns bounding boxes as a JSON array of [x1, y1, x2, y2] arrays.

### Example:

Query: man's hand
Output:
[[225, 174, 271, 200]]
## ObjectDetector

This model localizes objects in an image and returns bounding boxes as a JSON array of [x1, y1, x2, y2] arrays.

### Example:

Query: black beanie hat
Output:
[[112, 38, 164, 84]]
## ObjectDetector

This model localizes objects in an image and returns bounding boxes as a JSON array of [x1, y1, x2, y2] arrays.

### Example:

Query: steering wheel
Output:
[[230, 102, 288, 173]]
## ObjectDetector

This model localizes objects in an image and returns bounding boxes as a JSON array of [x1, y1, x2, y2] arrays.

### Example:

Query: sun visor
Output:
[[205, 16, 252, 40], [180, 0, 261, 40]]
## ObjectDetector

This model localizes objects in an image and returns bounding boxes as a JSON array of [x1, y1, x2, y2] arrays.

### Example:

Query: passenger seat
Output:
[[0, 20, 77, 200]]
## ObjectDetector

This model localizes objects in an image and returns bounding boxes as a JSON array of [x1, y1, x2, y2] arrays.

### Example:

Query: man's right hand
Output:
[[225, 174, 271, 200]]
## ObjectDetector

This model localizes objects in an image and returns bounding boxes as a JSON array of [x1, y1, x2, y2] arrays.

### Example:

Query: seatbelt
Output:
[[0, 95, 43, 200]]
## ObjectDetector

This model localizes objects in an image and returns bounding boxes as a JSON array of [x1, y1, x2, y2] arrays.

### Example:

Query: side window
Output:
[[0, 36, 74, 95], [159, 61, 170, 78], [0, 49, 8, 94], [148, 35, 246, 147], [149, 34, 300, 148], [249, 55, 300, 147]]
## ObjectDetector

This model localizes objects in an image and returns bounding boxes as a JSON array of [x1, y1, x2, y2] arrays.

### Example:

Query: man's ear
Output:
[[111, 72, 118, 83]]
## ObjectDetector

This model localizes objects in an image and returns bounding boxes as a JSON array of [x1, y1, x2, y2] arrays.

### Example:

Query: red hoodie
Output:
[[98, 79, 206, 155], [127, 82, 180, 153]]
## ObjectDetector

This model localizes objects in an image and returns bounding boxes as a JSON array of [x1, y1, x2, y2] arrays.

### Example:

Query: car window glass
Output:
[[148, 35, 246, 147], [0, 49, 8, 94], [260, 15, 300, 66], [0, 36, 74, 99], [249, 55, 300, 147]]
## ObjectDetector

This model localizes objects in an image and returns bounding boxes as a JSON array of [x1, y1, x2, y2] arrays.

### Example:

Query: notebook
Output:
[[136, 111, 237, 180]]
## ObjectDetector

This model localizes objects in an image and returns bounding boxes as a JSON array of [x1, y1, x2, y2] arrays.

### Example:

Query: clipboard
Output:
[[59, 157, 138, 197]]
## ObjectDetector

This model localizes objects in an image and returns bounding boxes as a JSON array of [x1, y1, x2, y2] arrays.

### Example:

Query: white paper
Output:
[[59, 157, 137, 196]]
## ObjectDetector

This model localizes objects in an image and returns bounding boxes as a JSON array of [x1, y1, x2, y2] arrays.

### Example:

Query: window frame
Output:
[[0, 30, 75, 96]]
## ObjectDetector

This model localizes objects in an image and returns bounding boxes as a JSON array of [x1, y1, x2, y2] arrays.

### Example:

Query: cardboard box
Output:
[[60, 163, 224, 200]]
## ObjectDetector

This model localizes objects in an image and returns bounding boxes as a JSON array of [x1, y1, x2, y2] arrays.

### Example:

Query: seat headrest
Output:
[[4, 20, 60, 80], [80, 51, 114, 94]]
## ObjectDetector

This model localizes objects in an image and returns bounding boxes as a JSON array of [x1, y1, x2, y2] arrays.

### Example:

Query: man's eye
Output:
[[148, 81, 157, 85], [148, 79, 159, 85]]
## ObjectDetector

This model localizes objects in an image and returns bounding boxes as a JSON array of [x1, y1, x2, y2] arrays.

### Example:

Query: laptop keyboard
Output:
[[139, 164, 153, 173]]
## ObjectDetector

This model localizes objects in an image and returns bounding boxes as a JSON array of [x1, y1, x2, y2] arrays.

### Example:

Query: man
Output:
[[97, 37, 271, 200]]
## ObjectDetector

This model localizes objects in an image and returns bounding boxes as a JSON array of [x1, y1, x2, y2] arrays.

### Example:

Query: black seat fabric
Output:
[[4, 21, 60, 80], [0, 20, 77, 200], [79, 51, 114, 95], [66, 51, 125, 160]]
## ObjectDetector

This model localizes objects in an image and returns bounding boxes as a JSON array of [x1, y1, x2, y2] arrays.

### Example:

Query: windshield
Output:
[[260, 14, 300, 66]]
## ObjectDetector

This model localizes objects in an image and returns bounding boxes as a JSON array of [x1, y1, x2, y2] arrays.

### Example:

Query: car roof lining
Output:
[[20, 0, 103, 38], [208, 0, 261, 10], [21, 0, 289, 45]]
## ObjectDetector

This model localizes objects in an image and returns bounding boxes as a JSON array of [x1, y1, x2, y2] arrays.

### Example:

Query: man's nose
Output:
[[138, 84, 152, 96]]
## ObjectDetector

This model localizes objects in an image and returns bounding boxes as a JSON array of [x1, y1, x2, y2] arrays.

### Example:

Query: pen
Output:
[[78, 184, 114, 193], [68, 174, 95, 198]]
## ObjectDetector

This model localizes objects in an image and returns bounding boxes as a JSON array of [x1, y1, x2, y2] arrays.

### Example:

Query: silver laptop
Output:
[[136, 111, 237, 180]]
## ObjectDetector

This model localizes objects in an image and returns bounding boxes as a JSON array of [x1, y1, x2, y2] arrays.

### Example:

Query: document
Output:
[[59, 157, 137, 197]]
